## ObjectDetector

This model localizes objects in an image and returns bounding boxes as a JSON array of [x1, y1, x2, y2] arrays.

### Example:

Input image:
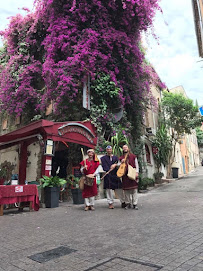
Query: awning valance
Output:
[[0, 120, 97, 150]]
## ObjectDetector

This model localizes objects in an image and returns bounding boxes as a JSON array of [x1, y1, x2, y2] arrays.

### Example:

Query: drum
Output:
[[84, 174, 95, 186]]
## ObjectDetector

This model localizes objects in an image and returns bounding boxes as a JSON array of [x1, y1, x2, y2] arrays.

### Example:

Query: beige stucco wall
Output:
[[170, 85, 188, 97], [0, 142, 42, 182], [0, 145, 19, 178], [173, 142, 184, 176], [26, 142, 41, 182], [187, 131, 200, 170], [169, 86, 200, 174], [173, 132, 200, 176], [146, 85, 161, 131], [143, 85, 165, 179]]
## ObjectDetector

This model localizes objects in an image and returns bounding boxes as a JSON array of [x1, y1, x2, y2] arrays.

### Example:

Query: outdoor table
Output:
[[0, 184, 39, 216]]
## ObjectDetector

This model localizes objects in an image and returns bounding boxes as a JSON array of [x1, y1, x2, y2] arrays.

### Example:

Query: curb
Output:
[[141, 169, 199, 193]]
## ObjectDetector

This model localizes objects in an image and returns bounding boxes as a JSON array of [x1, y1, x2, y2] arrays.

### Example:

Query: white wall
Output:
[[0, 146, 19, 177], [26, 143, 41, 182]]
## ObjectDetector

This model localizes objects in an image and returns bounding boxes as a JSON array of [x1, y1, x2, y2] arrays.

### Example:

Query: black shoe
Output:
[[125, 203, 131, 210], [133, 205, 138, 210], [121, 202, 126, 208]]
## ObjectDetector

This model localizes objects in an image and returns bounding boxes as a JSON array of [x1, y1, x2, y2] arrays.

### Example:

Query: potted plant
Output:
[[0, 167, 7, 185], [67, 174, 84, 205], [153, 172, 164, 184], [138, 176, 155, 191], [110, 129, 129, 157], [40, 176, 67, 208], [0, 161, 15, 185]]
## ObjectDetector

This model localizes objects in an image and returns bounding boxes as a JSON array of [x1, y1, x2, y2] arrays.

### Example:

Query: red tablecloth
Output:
[[0, 184, 39, 211]]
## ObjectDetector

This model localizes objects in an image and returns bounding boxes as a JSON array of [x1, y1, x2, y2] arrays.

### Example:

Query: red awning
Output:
[[0, 120, 97, 150]]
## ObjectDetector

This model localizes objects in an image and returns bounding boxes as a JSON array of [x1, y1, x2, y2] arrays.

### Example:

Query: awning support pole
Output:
[[19, 142, 28, 184]]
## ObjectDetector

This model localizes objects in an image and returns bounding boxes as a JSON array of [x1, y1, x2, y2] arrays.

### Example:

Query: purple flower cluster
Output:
[[0, 0, 162, 116]]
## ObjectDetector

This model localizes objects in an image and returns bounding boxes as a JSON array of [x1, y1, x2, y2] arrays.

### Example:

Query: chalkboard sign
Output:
[[72, 167, 82, 178]]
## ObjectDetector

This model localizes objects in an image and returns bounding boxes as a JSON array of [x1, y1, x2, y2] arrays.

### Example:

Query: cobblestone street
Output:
[[1, 167, 203, 271]]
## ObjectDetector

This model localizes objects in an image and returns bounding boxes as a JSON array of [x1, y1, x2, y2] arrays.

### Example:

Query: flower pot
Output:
[[71, 188, 84, 205], [44, 187, 60, 208]]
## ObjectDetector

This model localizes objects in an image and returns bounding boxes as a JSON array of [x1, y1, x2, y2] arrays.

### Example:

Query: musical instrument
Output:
[[84, 174, 95, 186], [117, 154, 128, 178], [81, 148, 86, 167], [101, 161, 117, 180]]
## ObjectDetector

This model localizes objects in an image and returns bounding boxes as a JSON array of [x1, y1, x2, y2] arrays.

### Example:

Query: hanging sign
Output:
[[58, 123, 95, 144], [44, 139, 55, 156], [199, 106, 203, 116]]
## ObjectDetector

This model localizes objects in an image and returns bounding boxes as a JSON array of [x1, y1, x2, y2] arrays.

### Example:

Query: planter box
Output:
[[71, 188, 84, 205], [44, 187, 60, 208]]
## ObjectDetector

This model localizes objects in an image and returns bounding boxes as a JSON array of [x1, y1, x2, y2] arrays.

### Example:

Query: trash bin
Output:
[[172, 167, 179, 178]]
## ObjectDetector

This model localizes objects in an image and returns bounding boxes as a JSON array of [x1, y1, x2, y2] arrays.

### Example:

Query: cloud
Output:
[[0, 0, 34, 43], [145, 0, 203, 106], [1, 0, 203, 106]]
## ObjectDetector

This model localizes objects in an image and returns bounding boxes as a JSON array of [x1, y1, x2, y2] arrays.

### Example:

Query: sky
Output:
[[145, 0, 203, 107], [0, 0, 203, 107]]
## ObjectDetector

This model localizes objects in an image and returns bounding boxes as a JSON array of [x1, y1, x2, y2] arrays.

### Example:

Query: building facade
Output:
[[169, 86, 200, 176], [192, 0, 203, 57], [142, 85, 167, 179]]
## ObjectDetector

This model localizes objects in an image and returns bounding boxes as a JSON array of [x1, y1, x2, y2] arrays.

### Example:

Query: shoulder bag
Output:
[[79, 176, 85, 190], [127, 164, 137, 180]]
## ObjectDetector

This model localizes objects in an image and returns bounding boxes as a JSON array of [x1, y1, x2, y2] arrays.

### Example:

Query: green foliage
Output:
[[162, 91, 202, 135], [0, 45, 9, 67], [0, 161, 15, 180], [110, 129, 129, 157], [90, 73, 121, 134], [0, 167, 8, 178], [95, 137, 111, 154], [91, 74, 120, 106], [153, 172, 164, 182], [138, 176, 154, 190], [39, 175, 66, 188], [152, 123, 172, 169], [66, 174, 80, 189], [196, 127, 203, 146]]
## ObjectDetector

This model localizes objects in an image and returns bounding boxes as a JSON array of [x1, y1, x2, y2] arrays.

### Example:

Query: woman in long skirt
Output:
[[80, 149, 99, 211]]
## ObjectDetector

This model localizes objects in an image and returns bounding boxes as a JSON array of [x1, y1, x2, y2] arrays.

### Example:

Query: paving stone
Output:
[[1, 168, 203, 270]]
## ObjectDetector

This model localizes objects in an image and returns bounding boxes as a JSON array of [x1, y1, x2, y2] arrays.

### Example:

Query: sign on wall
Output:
[[199, 106, 203, 116], [44, 139, 55, 156], [58, 123, 95, 144]]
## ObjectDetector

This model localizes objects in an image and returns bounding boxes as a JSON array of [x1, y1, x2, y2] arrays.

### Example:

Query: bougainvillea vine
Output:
[[0, 0, 163, 140]]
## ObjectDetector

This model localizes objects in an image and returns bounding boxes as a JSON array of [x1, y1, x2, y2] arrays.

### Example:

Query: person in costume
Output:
[[80, 149, 100, 211], [101, 146, 125, 209], [119, 145, 139, 210]]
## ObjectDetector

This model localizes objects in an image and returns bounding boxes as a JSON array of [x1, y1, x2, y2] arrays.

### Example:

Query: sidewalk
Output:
[[1, 169, 203, 271]]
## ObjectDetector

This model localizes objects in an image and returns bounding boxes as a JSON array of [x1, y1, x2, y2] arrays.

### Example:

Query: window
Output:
[[2, 119, 8, 130], [15, 116, 21, 125], [145, 144, 151, 164], [45, 101, 53, 116]]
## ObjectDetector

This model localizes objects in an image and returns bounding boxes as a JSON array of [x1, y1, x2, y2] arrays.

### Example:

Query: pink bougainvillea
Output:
[[0, 0, 163, 119]]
